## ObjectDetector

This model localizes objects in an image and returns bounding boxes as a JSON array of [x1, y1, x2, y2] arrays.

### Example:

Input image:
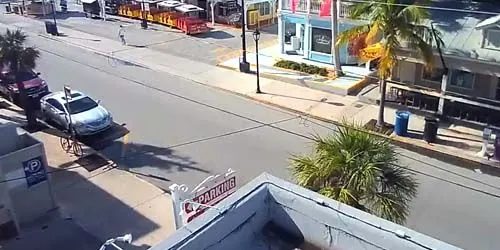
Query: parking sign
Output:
[[23, 156, 47, 188]]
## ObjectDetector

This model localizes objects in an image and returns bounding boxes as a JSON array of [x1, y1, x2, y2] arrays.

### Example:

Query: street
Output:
[[1, 5, 500, 248], [21, 27, 500, 250], [32, 10, 277, 65]]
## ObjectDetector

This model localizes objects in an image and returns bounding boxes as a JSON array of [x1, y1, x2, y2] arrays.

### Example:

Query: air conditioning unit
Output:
[[291, 36, 301, 50]]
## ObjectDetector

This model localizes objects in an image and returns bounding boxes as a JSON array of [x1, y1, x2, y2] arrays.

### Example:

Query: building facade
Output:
[[279, 0, 500, 127], [0, 123, 56, 240], [390, 13, 500, 127], [277, 0, 361, 65]]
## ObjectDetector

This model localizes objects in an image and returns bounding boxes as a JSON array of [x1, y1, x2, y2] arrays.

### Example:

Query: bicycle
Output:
[[59, 129, 83, 157]]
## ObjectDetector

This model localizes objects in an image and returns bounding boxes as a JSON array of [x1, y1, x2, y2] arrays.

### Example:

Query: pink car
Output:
[[0, 71, 49, 105]]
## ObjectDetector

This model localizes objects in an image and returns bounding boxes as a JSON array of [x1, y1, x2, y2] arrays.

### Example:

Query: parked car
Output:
[[40, 90, 113, 136], [0, 71, 50, 105]]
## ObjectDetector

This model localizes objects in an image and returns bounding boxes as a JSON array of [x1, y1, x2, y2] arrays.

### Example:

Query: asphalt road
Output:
[[31, 8, 277, 65], [24, 30, 500, 250]]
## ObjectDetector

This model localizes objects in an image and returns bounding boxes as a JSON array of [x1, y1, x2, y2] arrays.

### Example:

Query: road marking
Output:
[[121, 133, 129, 158]]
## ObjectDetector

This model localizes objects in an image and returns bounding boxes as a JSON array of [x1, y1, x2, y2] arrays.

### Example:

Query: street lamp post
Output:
[[253, 29, 261, 94], [141, 0, 148, 29], [51, 0, 59, 35]]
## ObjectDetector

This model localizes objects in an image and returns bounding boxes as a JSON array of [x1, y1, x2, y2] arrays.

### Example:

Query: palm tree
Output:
[[0, 29, 41, 128], [290, 122, 418, 224], [336, 0, 442, 127]]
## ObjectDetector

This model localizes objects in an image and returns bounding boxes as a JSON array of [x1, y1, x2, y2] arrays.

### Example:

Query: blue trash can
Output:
[[394, 111, 411, 136]]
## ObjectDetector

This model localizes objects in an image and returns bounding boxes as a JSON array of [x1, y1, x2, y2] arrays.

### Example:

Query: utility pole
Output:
[[101, 0, 107, 21], [239, 0, 250, 73], [331, 0, 342, 76]]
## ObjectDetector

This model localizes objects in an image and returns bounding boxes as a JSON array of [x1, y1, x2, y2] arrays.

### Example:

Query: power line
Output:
[[299, 116, 500, 193], [36, 39, 500, 200], [0, 160, 116, 185], [347, 0, 500, 16]]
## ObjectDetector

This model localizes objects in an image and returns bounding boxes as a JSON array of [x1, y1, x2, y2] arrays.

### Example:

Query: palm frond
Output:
[[0, 29, 40, 73], [364, 192, 411, 225], [19, 47, 40, 71], [365, 21, 382, 45], [336, 25, 369, 46]]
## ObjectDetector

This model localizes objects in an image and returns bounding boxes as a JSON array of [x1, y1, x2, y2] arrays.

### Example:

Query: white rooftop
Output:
[[150, 173, 461, 250], [157, 0, 183, 8], [475, 14, 500, 29], [175, 4, 204, 12]]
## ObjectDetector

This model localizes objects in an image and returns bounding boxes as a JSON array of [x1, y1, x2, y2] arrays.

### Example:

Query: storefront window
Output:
[[450, 69, 474, 89], [311, 28, 331, 54], [255, 2, 270, 16], [422, 67, 446, 82]]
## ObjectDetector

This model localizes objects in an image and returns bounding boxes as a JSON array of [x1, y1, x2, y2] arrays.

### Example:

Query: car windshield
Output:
[[64, 97, 98, 114]]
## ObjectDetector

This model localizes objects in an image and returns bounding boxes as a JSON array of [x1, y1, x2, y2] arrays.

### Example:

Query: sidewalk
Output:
[[0, 99, 176, 249], [218, 44, 374, 95], [1, 13, 499, 172]]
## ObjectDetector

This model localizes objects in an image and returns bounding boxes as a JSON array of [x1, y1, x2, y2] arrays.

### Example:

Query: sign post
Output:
[[63, 86, 73, 135], [169, 169, 236, 229], [23, 156, 47, 188]]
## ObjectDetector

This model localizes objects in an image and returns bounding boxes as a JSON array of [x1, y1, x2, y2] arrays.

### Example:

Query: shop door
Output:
[[248, 10, 259, 28]]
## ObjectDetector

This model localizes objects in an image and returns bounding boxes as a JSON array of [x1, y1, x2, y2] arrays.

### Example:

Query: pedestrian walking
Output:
[[118, 25, 126, 45]]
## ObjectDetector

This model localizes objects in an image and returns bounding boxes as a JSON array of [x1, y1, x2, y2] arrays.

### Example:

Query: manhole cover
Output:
[[354, 104, 364, 108], [75, 153, 110, 172]]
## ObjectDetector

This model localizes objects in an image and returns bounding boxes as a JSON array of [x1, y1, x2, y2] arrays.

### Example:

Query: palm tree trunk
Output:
[[377, 78, 386, 128], [331, 0, 343, 76], [13, 67, 37, 129]]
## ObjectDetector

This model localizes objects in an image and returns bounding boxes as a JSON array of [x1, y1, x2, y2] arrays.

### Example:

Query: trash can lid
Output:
[[396, 110, 411, 118]]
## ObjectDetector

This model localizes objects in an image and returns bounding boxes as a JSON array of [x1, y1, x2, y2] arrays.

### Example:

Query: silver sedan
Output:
[[40, 90, 113, 136]]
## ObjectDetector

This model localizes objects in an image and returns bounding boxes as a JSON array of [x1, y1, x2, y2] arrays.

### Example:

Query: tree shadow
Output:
[[258, 23, 278, 35], [100, 140, 208, 175], [47, 165, 164, 248], [261, 92, 345, 106], [35, 11, 86, 21], [2, 164, 165, 250], [194, 30, 234, 39]]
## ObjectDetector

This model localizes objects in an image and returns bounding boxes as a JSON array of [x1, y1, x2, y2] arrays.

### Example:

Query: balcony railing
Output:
[[281, 0, 308, 13], [281, 0, 353, 18]]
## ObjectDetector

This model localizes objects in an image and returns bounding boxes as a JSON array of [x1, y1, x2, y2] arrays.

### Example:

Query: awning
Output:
[[158, 0, 183, 8], [475, 14, 500, 30], [175, 4, 204, 13], [81, 0, 97, 4]]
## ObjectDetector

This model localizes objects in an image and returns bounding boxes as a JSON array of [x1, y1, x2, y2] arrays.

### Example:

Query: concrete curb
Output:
[[209, 66, 500, 172], [29, 23, 500, 173]]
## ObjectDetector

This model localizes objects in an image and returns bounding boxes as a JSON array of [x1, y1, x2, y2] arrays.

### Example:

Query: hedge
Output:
[[274, 60, 329, 77]]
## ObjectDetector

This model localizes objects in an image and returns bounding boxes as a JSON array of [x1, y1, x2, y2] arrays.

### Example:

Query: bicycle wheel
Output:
[[60, 136, 71, 152], [72, 141, 83, 157]]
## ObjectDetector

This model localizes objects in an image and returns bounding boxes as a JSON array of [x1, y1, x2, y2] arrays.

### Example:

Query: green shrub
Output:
[[274, 60, 329, 77]]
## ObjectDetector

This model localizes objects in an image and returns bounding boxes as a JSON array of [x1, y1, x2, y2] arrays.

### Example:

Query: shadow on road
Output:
[[101, 140, 208, 175], [195, 30, 234, 39], [35, 11, 86, 21]]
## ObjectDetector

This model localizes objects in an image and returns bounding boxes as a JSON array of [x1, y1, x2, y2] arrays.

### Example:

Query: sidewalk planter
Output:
[[394, 111, 410, 136], [423, 116, 439, 143], [274, 60, 329, 77]]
